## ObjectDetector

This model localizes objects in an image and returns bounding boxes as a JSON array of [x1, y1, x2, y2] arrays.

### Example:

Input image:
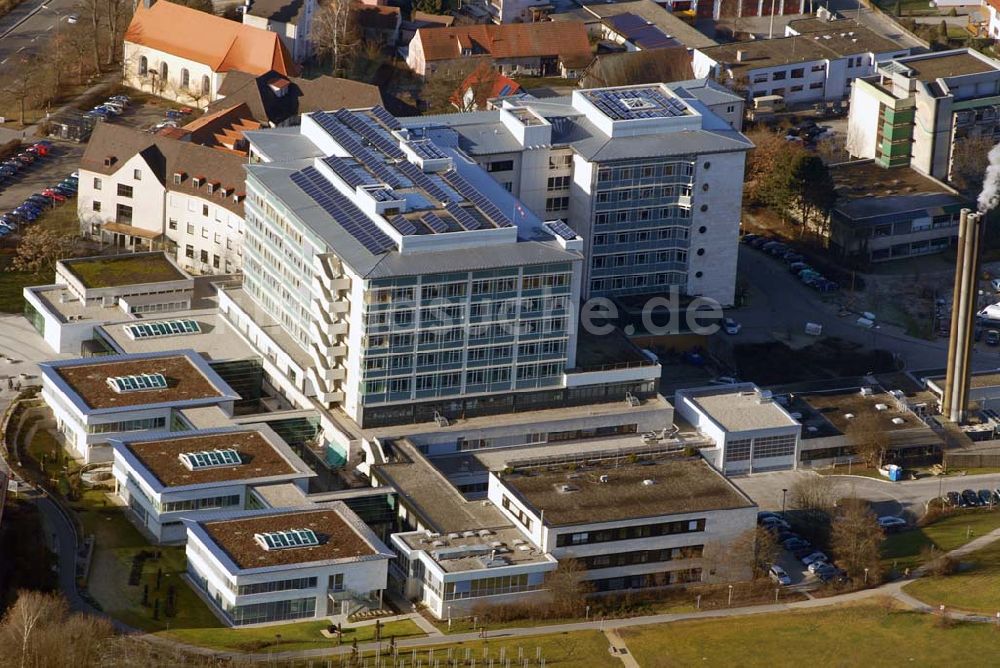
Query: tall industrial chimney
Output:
[[943, 208, 984, 424]]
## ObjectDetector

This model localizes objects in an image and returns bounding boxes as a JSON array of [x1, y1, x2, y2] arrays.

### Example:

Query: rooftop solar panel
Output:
[[545, 220, 577, 241], [370, 105, 402, 131], [323, 156, 377, 189], [439, 170, 514, 228], [398, 161, 451, 203], [445, 202, 481, 231], [334, 108, 406, 160], [291, 166, 395, 255], [584, 88, 688, 121], [421, 212, 449, 233], [390, 215, 417, 235], [408, 139, 448, 161]]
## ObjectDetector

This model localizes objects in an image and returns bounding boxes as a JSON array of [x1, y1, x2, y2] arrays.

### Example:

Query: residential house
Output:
[[242, 0, 316, 63], [405, 21, 593, 78], [123, 0, 296, 108]]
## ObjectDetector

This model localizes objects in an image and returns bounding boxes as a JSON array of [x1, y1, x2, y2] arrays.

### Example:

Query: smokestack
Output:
[[943, 208, 984, 424]]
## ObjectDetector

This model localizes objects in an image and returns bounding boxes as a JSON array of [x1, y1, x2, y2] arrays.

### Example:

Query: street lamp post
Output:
[[728, 584, 734, 606], [781, 488, 788, 518], [864, 567, 869, 585]]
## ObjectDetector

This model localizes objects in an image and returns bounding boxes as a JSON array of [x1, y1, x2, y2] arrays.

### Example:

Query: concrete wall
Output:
[[122, 43, 221, 108]]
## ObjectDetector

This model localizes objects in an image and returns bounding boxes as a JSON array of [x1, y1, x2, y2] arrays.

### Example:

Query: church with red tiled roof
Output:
[[123, 0, 297, 108]]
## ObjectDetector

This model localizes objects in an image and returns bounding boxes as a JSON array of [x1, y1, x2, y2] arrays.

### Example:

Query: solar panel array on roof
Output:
[[106, 373, 168, 393], [124, 319, 201, 340], [397, 160, 451, 203], [421, 212, 449, 233], [313, 111, 387, 170], [370, 105, 401, 131], [334, 108, 406, 160], [323, 156, 377, 190], [545, 220, 578, 241], [291, 166, 395, 254], [368, 187, 401, 202], [408, 139, 448, 161], [390, 215, 416, 235], [254, 528, 320, 551], [440, 170, 513, 228], [585, 88, 688, 120], [606, 13, 679, 50], [178, 448, 243, 471], [445, 202, 481, 231]]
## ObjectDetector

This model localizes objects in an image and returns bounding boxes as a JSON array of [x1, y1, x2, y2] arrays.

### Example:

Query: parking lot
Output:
[[0, 140, 83, 233]]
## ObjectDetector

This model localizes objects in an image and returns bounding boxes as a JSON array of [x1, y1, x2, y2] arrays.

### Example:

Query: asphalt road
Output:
[[0, 0, 79, 70], [733, 245, 1000, 373]]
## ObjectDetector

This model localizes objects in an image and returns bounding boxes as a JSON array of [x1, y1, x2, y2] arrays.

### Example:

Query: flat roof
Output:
[[202, 508, 377, 569], [62, 253, 187, 288], [899, 51, 998, 82], [831, 162, 967, 221], [397, 526, 551, 573], [122, 430, 298, 487], [500, 455, 754, 526], [686, 387, 799, 432], [699, 25, 905, 71], [101, 313, 256, 360], [54, 354, 225, 410], [801, 390, 924, 434]]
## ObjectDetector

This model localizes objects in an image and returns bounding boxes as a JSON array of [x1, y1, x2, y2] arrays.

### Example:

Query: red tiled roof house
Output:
[[405, 21, 592, 79], [123, 0, 297, 108]]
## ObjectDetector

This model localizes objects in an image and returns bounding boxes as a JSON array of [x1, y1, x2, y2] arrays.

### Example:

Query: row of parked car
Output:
[[759, 511, 853, 587], [742, 234, 840, 294], [84, 94, 132, 122], [942, 488, 1000, 509], [151, 106, 193, 133], [0, 139, 54, 196], [0, 158, 78, 237]]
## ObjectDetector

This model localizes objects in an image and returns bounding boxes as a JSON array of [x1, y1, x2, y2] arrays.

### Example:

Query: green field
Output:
[[393, 630, 618, 668], [904, 539, 1000, 614], [620, 604, 998, 666], [881, 510, 1000, 571], [160, 618, 425, 653]]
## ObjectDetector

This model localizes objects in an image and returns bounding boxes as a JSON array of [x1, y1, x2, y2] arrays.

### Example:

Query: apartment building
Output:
[[111, 427, 315, 543], [225, 103, 660, 431], [185, 505, 393, 625], [845, 49, 1000, 182], [693, 20, 908, 105], [78, 124, 246, 276], [402, 82, 752, 304], [38, 351, 240, 463], [675, 384, 801, 475]]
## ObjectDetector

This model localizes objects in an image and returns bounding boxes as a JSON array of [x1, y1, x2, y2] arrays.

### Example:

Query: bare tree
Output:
[[830, 499, 883, 584], [421, 59, 484, 114], [8, 228, 80, 275], [312, 0, 358, 76], [845, 412, 891, 469], [544, 558, 591, 617], [0, 590, 68, 668], [790, 475, 837, 513]]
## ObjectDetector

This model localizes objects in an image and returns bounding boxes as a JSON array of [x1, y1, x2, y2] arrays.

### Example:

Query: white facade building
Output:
[[401, 82, 753, 305], [692, 20, 909, 106], [78, 123, 246, 276], [675, 384, 801, 475], [111, 427, 315, 543], [227, 103, 661, 432], [242, 0, 316, 63], [185, 505, 393, 626], [38, 350, 240, 463]]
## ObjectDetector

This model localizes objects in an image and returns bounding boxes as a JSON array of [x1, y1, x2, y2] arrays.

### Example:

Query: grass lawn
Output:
[[904, 539, 1000, 614], [882, 510, 1000, 571], [37, 202, 82, 237], [0, 257, 51, 312], [160, 618, 424, 653], [76, 499, 219, 632], [401, 630, 617, 668], [620, 604, 997, 665], [63, 253, 184, 288]]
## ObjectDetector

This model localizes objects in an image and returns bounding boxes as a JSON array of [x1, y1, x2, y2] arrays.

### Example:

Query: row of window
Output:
[[362, 361, 563, 395], [555, 519, 706, 547], [725, 434, 797, 463], [136, 57, 211, 95], [591, 568, 702, 593], [88, 416, 166, 434], [589, 271, 687, 294], [501, 495, 534, 530], [231, 576, 318, 596], [442, 574, 544, 601], [594, 228, 689, 246], [159, 494, 240, 514], [596, 185, 692, 205], [597, 162, 693, 183], [595, 206, 692, 226], [581, 545, 704, 570], [593, 249, 688, 269]]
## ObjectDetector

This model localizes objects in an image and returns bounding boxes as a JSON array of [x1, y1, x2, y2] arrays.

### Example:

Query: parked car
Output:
[[723, 318, 742, 335], [783, 251, 805, 264], [750, 236, 773, 249], [757, 511, 782, 523], [66, 13, 79, 23], [776, 530, 798, 543], [979, 489, 994, 506], [52, 186, 76, 198], [783, 537, 811, 552], [15, 153, 35, 165], [961, 489, 980, 507], [808, 559, 831, 574], [801, 551, 828, 567], [769, 565, 792, 586], [946, 491, 962, 507], [877, 516, 907, 532], [108, 95, 130, 105], [742, 234, 760, 245], [41, 189, 66, 202], [815, 564, 847, 584], [13, 207, 38, 221], [987, 330, 1000, 346]]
